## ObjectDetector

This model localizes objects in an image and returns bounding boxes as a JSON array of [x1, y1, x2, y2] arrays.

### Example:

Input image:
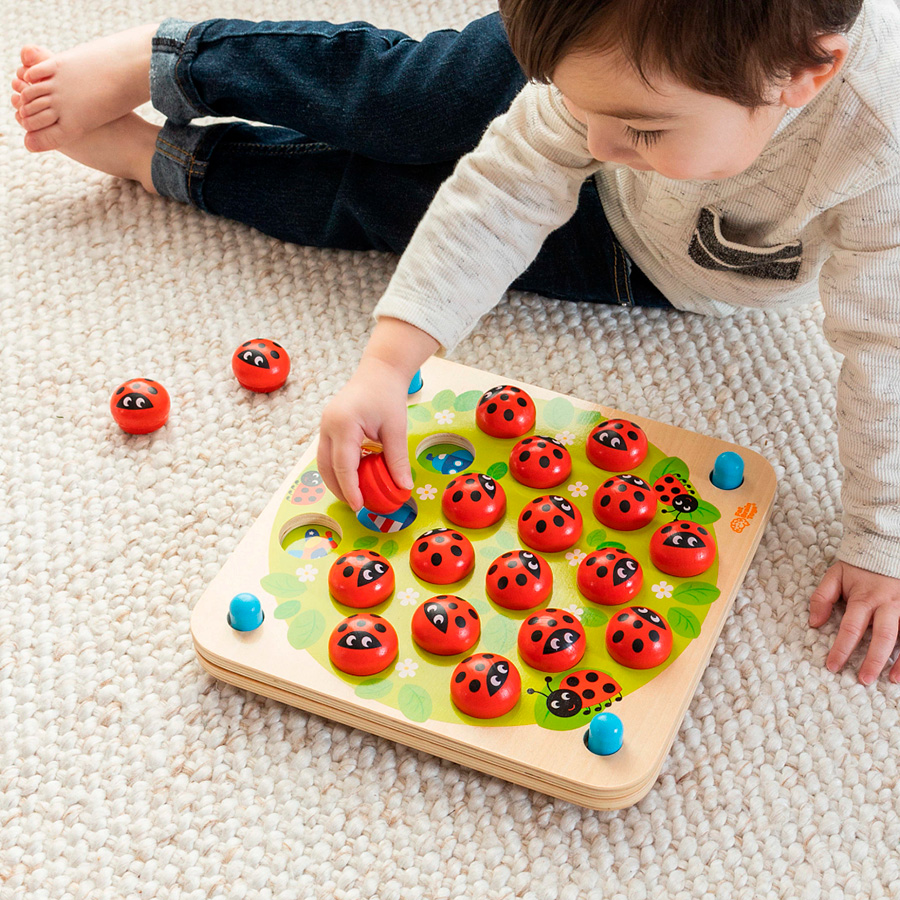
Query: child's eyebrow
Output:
[[594, 106, 679, 122]]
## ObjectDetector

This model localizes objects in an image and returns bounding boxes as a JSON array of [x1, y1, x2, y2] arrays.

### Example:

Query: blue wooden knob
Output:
[[228, 592, 264, 632], [408, 370, 424, 395], [585, 712, 623, 756], [711, 451, 744, 490]]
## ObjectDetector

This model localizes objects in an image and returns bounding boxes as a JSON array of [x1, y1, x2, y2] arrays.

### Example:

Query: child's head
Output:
[[499, 0, 863, 180]]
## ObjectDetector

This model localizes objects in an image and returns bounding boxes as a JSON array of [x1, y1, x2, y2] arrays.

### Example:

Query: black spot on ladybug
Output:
[[611, 630, 625, 643], [552, 515, 564, 527], [343, 566, 353, 577], [452, 491, 464, 502], [431, 553, 442, 566], [515, 574, 527, 586], [450, 545, 463, 557], [474, 662, 486, 671], [498, 576, 508, 589], [471, 491, 482, 502], [503, 410, 514, 421], [469, 680, 481, 692], [454, 616, 466, 628], [337, 623, 348, 633], [488, 564, 498, 575], [632, 639, 644, 653], [649, 630, 660, 641]]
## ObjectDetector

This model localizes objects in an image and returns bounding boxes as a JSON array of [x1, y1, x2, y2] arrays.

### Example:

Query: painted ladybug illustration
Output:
[[606, 607, 673, 669], [517, 608, 586, 673], [450, 653, 521, 718], [290, 469, 327, 505], [592, 474, 658, 531], [411, 595, 480, 655], [576, 548, 643, 605], [328, 550, 395, 608], [286, 527, 339, 560], [649, 521, 716, 576], [409, 528, 476, 584], [476, 385, 536, 438], [231, 338, 291, 392], [518, 495, 583, 553], [425, 447, 474, 475], [652, 474, 700, 516], [509, 435, 573, 489], [110, 378, 171, 434], [328, 613, 398, 676], [586, 419, 648, 471], [485, 550, 553, 610], [527, 670, 623, 718], [441, 473, 506, 529], [357, 451, 412, 514]]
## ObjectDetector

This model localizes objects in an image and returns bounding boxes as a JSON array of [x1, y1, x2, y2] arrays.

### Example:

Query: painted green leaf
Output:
[[487, 462, 508, 481], [673, 582, 720, 605], [580, 607, 610, 629], [495, 529, 518, 549], [432, 389, 457, 412], [274, 600, 302, 619], [398, 684, 432, 722], [287, 609, 326, 649], [260, 573, 307, 598], [353, 536, 379, 549], [482, 614, 519, 653], [685, 500, 721, 524], [479, 545, 502, 560], [380, 539, 399, 558], [355, 678, 394, 700], [543, 397, 575, 430], [668, 607, 701, 639], [577, 410, 604, 427], [649, 456, 691, 484], [454, 390, 481, 411], [585, 529, 608, 549], [408, 404, 431, 422], [597, 541, 627, 552]]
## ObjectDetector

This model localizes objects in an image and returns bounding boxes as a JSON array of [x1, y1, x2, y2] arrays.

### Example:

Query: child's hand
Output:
[[808, 561, 900, 685]]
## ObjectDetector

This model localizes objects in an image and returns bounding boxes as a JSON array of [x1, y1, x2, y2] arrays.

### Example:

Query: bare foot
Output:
[[50, 113, 160, 194], [11, 24, 159, 153]]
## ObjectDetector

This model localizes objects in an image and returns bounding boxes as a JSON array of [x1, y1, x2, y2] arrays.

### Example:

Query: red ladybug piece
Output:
[[518, 495, 583, 553], [586, 419, 648, 471], [592, 474, 658, 531], [476, 385, 536, 439], [328, 613, 398, 676], [649, 521, 716, 577], [450, 653, 521, 718], [411, 595, 480, 655], [357, 451, 412, 514], [441, 473, 506, 528], [232, 339, 291, 392], [110, 378, 170, 434], [509, 435, 572, 489], [606, 606, 673, 669], [576, 549, 643, 606], [485, 550, 553, 610], [328, 550, 395, 608], [517, 608, 586, 673], [409, 528, 475, 585]]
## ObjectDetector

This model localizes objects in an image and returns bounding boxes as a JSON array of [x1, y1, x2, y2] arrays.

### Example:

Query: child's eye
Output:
[[624, 126, 664, 148]]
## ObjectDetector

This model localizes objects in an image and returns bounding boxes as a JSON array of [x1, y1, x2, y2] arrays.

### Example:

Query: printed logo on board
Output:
[[730, 502, 758, 533]]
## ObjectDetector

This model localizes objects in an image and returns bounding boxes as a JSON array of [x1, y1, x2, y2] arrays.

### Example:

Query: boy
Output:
[[12, 0, 900, 684]]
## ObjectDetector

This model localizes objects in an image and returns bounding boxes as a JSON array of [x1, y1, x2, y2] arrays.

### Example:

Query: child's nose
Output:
[[586, 125, 632, 164]]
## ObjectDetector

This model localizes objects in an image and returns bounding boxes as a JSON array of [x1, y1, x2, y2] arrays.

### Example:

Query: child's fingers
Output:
[[330, 438, 364, 511], [316, 434, 347, 506], [825, 600, 874, 674], [380, 422, 412, 492], [808, 564, 843, 627], [857, 606, 900, 686]]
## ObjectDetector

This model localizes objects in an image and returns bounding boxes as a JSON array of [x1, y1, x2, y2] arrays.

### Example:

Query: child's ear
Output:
[[780, 34, 849, 109]]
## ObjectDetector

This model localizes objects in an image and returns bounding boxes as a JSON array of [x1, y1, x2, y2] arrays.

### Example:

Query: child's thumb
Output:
[[381, 429, 413, 492]]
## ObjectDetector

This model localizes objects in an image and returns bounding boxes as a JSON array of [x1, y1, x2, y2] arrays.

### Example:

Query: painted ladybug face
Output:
[[450, 653, 521, 718], [517, 608, 585, 673], [476, 385, 536, 439], [527, 670, 623, 718], [606, 606, 673, 669], [411, 595, 480, 655], [652, 474, 700, 516], [328, 550, 395, 608], [576, 548, 643, 606], [509, 436, 573, 489], [592, 474, 658, 531], [485, 550, 553, 610], [291, 469, 327, 505], [232, 339, 291, 393], [517, 495, 583, 553], [649, 521, 716, 577], [586, 419, 648, 471], [409, 528, 475, 585], [441, 473, 506, 529], [110, 378, 170, 434], [328, 613, 398, 676]]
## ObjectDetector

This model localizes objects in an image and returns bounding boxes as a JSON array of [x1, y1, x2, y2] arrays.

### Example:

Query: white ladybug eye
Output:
[[361, 635, 373, 647], [560, 691, 572, 701], [375, 563, 386, 573], [434, 614, 445, 624], [346, 634, 357, 647], [497, 663, 508, 674], [550, 700, 560, 710], [489, 675, 502, 687], [550, 638, 561, 650], [122, 397, 133, 407], [362, 570, 373, 581]]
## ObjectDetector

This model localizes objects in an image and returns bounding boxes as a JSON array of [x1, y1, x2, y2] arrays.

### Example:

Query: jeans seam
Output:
[[226, 142, 334, 156], [187, 25, 417, 51]]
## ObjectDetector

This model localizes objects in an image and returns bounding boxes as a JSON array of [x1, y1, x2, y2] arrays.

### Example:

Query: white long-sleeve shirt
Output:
[[373, 0, 900, 579]]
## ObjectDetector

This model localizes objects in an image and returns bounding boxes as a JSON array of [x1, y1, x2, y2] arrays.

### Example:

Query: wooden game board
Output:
[[191, 357, 775, 809]]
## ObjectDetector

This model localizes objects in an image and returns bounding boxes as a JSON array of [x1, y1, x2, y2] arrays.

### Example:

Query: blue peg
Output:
[[408, 370, 424, 395], [228, 592, 264, 632], [585, 712, 623, 756], [710, 451, 744, 490]]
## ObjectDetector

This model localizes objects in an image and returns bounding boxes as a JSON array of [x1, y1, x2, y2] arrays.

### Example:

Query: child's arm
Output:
[[809, 171, 900, 683]]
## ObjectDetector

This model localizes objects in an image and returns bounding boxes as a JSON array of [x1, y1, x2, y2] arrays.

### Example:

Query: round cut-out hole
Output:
[[415, 433, 476, 476], [280, 514, 342, 559]]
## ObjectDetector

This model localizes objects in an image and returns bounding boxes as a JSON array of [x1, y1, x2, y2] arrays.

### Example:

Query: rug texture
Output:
[[3, 1, 899, 898]]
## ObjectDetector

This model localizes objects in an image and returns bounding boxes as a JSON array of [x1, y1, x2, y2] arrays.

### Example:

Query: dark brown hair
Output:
[[499, 0, 863, 108]]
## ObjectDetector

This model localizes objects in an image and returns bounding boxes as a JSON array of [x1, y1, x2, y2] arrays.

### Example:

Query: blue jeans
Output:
[[149, 14, 672, 310]]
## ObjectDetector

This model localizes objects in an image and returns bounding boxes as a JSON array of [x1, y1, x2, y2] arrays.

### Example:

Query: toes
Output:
[[20, 80, 52, 104], [23, 122, 68, 152], [24, 56, 58, 84], [20, 105, 57, 133], [20, 44, 52, 68], [11, 75, 28, 93], [21, 94, 52, 117]]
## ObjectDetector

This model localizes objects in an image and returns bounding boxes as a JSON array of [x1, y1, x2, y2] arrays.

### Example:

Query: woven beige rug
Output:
[[3, 1, 899, 898]]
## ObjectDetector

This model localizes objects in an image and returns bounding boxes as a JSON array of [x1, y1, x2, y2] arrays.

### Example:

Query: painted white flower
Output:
[[555, 430, 576, 446], [566, 549, 587, 566], [652, 581, 674, 599], [435, 409, 455, 425], [295, 565, 318, 583], [397, 588, 421, 606], [416, 484, 437, 501], [564, 604, 584, 619], [397, 658, 419, 678], [567, 481, 589, 498]]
